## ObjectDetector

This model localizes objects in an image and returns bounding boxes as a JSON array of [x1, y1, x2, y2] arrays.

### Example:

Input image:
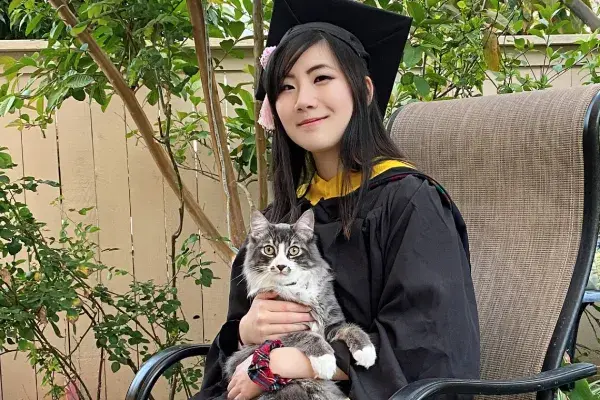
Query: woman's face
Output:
[[275, 41, 354, 156]]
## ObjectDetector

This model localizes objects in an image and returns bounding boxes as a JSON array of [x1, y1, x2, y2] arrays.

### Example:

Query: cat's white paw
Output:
[[309, 354, 337, 380], [352, 345, 376, 368]]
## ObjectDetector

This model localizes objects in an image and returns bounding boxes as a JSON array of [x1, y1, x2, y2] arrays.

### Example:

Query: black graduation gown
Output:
[[192, 167, 480, 400]]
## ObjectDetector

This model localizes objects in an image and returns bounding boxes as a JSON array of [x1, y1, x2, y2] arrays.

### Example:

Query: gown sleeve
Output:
[[191, 244, 251, 400], [336, 177, 481, 400]]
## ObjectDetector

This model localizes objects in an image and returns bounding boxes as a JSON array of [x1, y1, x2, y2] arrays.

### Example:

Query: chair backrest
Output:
[[387, 85, 600, 397]]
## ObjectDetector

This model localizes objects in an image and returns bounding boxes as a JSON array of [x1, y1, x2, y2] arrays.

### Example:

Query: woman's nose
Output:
[[295, 85, 317, 110]]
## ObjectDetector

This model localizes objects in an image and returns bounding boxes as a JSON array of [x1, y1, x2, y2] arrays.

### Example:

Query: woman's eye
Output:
[[262, 245, 276, 256], [288, 246, 301, 257], [280, 84, 294, 92], [315, 75, 332, 83]]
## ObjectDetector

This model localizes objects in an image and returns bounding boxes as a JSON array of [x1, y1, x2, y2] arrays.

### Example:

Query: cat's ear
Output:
[[250, 209, 270, 236], [294, 209, 314, 239]]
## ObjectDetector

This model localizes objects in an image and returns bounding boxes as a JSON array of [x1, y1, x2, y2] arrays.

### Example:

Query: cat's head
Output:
[[243, 209, 328, 296]]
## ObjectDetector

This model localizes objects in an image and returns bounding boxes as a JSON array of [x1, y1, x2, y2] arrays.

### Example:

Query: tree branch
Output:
[[254, 0, 268, 210], [47, 0, 235, 264], [186, 0, 247, 248], [562, 0, 600, 31]]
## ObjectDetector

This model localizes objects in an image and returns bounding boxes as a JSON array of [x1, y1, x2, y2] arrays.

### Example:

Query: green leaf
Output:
[[414, 32, 444, 49], [8, 0, 25, 13], [111, 362, 121, 373], [512, 20, 524, 33], [70, 22, 88, 36], [72, 89, 86, 101], [414, 76, 430, 97], [64, 74, 94, 89], [407, 1, 427, 24], [50, 321, 64, 338], [25, 14, 43, 36], [19, 57, 36, 67], [229, 21, 245, 39], [401, 72, 414, 85], [528, 29, 545, 39], [78, 207, 94, 216], [0, 228, 13, 240], [177, 320, 190, 333], [0, 96, 16, 117], [7, 239, 22, 255], [199, 268, 214, 287], [514, 38, 526, 50], [147, 90, 159, 106], [0, 152, 13, 169], [402, 45, 423, 69], [242, 0, 253, 14], [21, 327, 34, 340], [183, 65, 199, 76], [220, 39, 235, 53], [49, 23, 65, 42]]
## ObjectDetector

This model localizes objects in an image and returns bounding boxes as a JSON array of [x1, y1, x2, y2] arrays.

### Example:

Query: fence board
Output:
[[125, 88, 170, 398], [90, 97, 136, 399], [55, 98, 102, 399]]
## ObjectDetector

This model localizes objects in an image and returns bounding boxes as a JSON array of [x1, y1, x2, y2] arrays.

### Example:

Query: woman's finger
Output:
[[265, 323, 310, 336], [255, 291, 278, 300], [227, 384, 240, 400], [263, 299, 312, 313], [227, 376, 235, 393], [265, 311, 314, 324]]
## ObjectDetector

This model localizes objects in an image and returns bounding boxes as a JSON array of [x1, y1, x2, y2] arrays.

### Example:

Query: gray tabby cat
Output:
[[224, 209, 376, 400]]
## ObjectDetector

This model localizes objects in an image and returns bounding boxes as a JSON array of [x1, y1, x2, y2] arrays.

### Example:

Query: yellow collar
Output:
[[297, 159, 414, 206]]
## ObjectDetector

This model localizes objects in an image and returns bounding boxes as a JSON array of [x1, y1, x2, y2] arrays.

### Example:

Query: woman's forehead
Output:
[[286, 42, 339, 76]]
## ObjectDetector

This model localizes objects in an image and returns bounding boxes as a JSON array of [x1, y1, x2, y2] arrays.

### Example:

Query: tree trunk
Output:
[[48, 0, 235, 264], [186, 0, 247, 249], [253, 0, 269, 210], [562, 0, 600, 31]]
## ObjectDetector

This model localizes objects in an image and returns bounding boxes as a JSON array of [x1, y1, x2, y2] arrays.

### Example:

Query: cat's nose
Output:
[[276, 265, 286, 272]]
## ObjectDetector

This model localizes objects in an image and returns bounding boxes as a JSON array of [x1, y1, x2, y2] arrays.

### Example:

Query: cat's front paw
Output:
[[309, 354, 337, 380], [352, 345, 376, 368]]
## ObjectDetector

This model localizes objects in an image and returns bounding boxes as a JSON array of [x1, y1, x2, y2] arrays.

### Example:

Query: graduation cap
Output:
[[255, 0, 413, 126]]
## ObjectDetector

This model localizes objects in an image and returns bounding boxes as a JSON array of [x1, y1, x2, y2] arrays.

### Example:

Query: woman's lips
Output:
[[298, 116, 328, 127]]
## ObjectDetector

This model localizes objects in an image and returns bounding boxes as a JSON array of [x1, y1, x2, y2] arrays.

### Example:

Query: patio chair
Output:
[[125, 84, 600, 400]]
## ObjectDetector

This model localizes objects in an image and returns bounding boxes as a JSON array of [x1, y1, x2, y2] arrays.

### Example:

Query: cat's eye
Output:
[[288, 246, 301, 257], [262, 245, 276, 256]]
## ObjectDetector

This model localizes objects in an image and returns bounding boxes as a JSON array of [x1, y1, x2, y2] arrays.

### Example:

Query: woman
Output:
[[194, 0, 480, 399]]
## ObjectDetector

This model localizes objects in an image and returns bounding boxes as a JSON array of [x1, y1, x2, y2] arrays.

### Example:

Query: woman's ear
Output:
[[365, 76, 374, 105]]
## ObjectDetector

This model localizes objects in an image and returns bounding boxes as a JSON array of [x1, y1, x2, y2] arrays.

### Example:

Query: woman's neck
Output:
[[313, 148, 341, 181]]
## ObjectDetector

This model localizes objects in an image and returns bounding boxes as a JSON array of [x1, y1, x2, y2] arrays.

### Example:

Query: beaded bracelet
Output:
[[247, 339, 291, 392]]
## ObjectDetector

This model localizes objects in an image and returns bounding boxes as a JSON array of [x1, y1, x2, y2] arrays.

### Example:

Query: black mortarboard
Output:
[[254, 0, 413, 114]]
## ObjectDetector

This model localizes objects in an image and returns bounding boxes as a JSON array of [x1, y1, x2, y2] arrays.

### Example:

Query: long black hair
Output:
[[263, 29, 405, 237]]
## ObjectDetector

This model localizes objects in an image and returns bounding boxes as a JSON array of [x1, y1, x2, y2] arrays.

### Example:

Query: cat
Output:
[[224, 209, 377, 400]]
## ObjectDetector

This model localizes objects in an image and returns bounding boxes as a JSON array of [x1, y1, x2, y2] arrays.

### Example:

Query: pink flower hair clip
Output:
[[258, 46, 277, 132]]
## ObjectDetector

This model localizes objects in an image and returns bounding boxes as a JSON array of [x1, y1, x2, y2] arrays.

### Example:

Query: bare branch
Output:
[[186, 0, 247, 248], [254, 0, 268, 210]]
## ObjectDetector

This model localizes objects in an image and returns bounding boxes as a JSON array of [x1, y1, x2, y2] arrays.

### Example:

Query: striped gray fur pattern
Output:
[[224, 209, 375, 399]]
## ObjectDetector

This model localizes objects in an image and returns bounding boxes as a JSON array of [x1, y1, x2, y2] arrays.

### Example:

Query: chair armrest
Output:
[[388, 363, 597, 400], [125, 344, 210, 400]]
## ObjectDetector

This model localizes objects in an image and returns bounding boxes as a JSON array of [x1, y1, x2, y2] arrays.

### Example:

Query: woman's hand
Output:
[[226, 348, 350, 400], [227, 355, 263, 400], [239, 291, 314, 345]]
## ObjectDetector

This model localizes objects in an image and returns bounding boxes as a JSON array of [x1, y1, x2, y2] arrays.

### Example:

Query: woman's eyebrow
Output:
[[287, 64, 333, 79]]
